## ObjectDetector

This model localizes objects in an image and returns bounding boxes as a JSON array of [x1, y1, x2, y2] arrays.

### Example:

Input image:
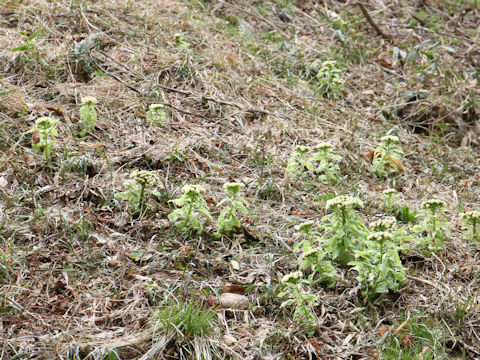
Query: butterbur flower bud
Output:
[[370, 217, 396, 231], [223, 182, 244, 196], [295, 145, 310, 154], [380, 135, 399, 143], [149, 103, 164, 110], [326, 195, 363, 210], [81, 96, 98, 105], [422, 199, 446, 211], [182, 184, 206, 195], [282, 271, 302, 284], [367, 231, 393, 243], [383, 188, 396, 195], [132, 170, 158, 187], [294, 221, 314, 233], [316, 142, 333, 151]]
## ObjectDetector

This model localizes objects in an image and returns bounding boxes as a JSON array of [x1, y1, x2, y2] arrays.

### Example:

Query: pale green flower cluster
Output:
[[223, 182, 244, 195], [383, 188, 396, 195], [316, 142, 333, 150], [149, 103, 164, 110], [370, 217, 397, 231], [131, 170, 158, 187], [182, 184, 206, 195], [81, 96, 98, 105], [460, 211, 480, 221], [295, 145, 310, 154], [421, 199, 446, 211], [380, 135, 399, 143], [294, 221, 315, 232], [326, 195, 363, 210], [282, 271, 302, 283], [367, 231, 393, 242]]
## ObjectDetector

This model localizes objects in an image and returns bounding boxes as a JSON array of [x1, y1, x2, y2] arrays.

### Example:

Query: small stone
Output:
[[219, 293, 248, 309], [222, 334, 238, 345]]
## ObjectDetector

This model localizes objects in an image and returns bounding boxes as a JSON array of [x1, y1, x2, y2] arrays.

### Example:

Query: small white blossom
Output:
[[131, 170, 158, 187], [460, 211, 480, 222], [421, 199, 446, 210], [295, 145, 310, 153], [326, 195, 363, 210], [302, 248, 318, 258], [282, 271, 303, 283], [370, 217, 396, 231], [182, 184, 206, 195], [294, 221, 314, 232], [383, 188, 396, 195], [380, 135, 399, 143], [316, 142, 333, 150], [81, 96, 98, 105], [367, 231, 393, 242]]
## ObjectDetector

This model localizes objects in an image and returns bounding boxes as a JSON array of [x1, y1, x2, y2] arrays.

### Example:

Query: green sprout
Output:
[[350, 231, 406, 302], [315, 60, 344, 99], [78, 96, 97, 137], [382, 188, 401, 214], [29, 116, 59, 161], [293, 221, 337, 288], [286, 145, 313, 180], [459, 210, 480, 242], [372, 135, 404, 178], [321, 195, 366, 266], [174, 33, 190, 50], [146, 103, 168, 125], [168, 184, 212, 236], [215, 182, 249, 238], [311, 142, 342, 184], [413, 199, 449, 253], [278, 271, 318, 328], [117, 170, 159, 214]]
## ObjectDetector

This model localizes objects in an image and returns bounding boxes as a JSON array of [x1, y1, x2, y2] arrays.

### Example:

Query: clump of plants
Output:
[[413, 199, 449, 253], [350, 230, 406, 302], [117, 170, 159, 214], [168, 184, 212, 236], [286, 145, 313, 178], [315, 60, 344, 99], [278, 271, 319, 328], [372, 135, 404, 178], [153, 299, 217, 359], [382, 188, 401, 213], [29, 116, 59, 161], [215, 182, 249, 238], [294, 221, 337, 288], [321, 195, 366, 265], [311, 142, 341, 184], [146, 103, 168, 124], [78, 96, 97, 137], [460, 210, 480, 242]]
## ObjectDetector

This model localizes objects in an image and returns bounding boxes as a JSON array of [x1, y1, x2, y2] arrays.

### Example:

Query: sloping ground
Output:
[[0, 0, 479, 358]]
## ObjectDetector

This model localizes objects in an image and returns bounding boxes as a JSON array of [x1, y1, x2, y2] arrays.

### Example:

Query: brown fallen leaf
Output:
[[364, 149, 405, 173], [378, 324, 390, 337], [222, 285, 246, 294]]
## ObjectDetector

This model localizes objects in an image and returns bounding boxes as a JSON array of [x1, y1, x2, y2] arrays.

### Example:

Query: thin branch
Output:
[[357, 2, 393, 41]]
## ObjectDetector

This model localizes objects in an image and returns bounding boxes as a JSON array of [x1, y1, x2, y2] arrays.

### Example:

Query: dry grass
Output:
[[1, 0, 480, 358]]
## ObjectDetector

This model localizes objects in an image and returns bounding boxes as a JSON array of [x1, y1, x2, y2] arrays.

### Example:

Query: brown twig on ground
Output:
[[357, 2, 393, 41]]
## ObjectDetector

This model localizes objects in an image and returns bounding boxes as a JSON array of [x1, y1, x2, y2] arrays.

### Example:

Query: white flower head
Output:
[[316, 142, 333, 151], [460, 211, 480, 222], [422, 199, 446, 211], [294, 221, 315, 232], [383, 188, 396, 195], [149, 103, 164, 110], [131, 170, 158, 187], [370, 217, 396, 231], [223, 182, 244, 195], [380, 135, 399, 143], [302, 248, 318, 258], [35, 116, 58, 129], [182, 184, 206, 195], [326, 195, 363, 210], [282, 271, 302, 284], [295, 145, 310, 154], [367, 231, 393, 242], [81, 96, 98, 105]]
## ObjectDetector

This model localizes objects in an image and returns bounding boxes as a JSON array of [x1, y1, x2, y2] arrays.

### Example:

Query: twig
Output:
[[357, 2, 393, 41]]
